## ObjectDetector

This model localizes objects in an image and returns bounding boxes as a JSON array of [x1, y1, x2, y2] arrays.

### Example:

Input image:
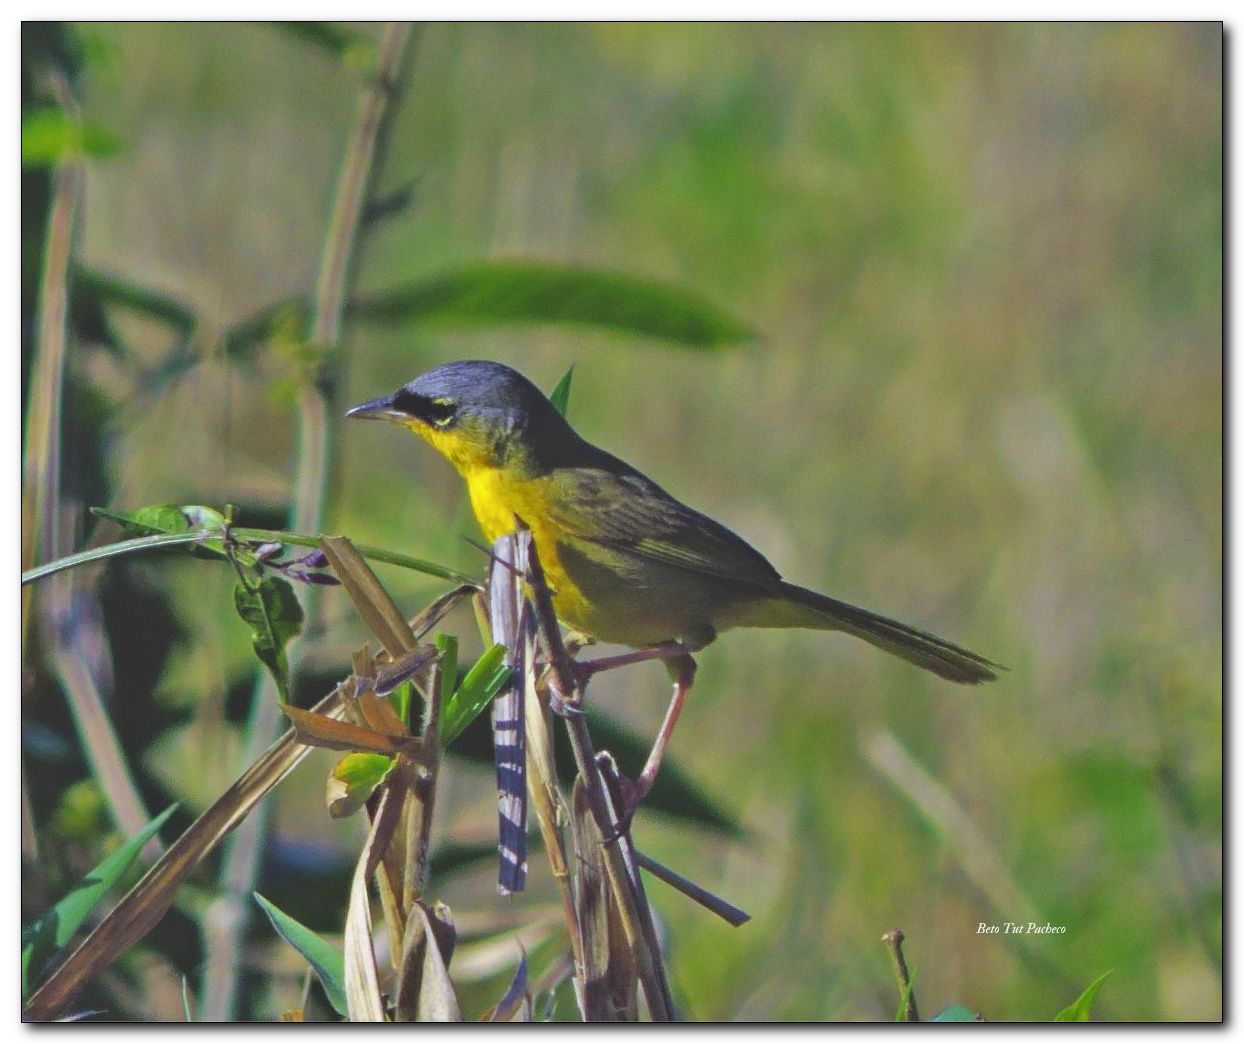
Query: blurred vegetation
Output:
[[21, 22, 1220, 1021]]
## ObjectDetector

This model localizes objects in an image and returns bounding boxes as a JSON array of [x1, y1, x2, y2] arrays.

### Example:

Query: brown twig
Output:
[[397, 654, 440, 926], [882, 928, 920, 1022]]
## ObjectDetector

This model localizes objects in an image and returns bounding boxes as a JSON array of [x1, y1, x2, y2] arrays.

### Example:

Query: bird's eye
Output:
[[425, 397, 457, 428]]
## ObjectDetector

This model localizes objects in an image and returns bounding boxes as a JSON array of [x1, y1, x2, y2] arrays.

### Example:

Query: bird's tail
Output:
[[744, 581, 999, 685]]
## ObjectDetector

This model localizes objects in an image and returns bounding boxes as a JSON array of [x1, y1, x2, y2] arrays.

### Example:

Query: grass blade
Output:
[[441, 643, 511, 748], [320, 535, 416, 657], [254, 893, 348, 1018], [22, 805, 177, 1000], [549, 365, 574, 417], [1053, 971, 1111, 1022]]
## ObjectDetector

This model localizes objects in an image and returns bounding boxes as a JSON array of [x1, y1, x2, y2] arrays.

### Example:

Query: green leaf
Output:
[[92, 503, 230, 558], [22, 804, 177, 999], [932, 1003, 978, 1022], [219, 299, 308, 361], [22, 107, 121, 167], [441, 643, 511, 748], [549, 365, 574, 418], [254, 893, 348, 1019], [93, 503, 194, 537], [434, 633, 459, 727], [391, 680, 415, 731], [327, 752, 396, 818], [351, 262, 757, 348], [233, 576, 304, 703], [1053, 971, 1111, 1022]]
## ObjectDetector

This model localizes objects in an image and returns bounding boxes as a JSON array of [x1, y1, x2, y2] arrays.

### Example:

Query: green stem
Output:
[[233, 529, 474, 583], [21, 528, 477, 588]]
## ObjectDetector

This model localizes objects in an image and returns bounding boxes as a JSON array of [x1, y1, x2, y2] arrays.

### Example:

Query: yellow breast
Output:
[[463, 466, 594, 630], [465, 466, 530, 544]]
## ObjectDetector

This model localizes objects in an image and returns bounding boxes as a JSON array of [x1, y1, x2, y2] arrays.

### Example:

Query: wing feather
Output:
[[543, 462, 781, 588]]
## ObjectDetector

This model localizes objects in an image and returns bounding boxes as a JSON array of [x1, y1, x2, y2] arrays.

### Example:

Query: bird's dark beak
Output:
[[346, 394, 407, 422]]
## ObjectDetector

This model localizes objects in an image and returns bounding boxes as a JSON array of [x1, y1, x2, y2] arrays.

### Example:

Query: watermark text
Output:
[[977, 921, 1066, 935]]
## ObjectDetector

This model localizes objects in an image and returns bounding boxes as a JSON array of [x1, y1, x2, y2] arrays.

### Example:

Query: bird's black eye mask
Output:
[[392, 388, 458, 429]]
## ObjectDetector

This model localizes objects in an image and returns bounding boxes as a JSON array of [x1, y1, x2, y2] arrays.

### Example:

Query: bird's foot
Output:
[[603, 789, 640, 842], [547, 681, 585, 718], [539, 658, 591, 716]]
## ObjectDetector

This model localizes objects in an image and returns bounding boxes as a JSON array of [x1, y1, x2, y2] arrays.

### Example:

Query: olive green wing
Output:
[[542, 462, 781, 588]]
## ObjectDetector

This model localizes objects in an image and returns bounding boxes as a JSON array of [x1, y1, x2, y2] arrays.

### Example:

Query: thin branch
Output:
[[632, 849, 750, 928], [44, 568, 156, 846], [23, 61, 79, 667], [21, 531, 203, 584]]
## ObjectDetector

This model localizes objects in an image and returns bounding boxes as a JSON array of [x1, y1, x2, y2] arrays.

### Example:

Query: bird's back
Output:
[[465, 439, 784, 648]]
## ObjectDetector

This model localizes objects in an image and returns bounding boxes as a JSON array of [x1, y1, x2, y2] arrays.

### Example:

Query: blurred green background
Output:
[[22, 22, 1220, 1021]]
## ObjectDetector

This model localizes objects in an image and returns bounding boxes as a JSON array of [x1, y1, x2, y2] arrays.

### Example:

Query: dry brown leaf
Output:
[[355, 688, 409, 737], [320, 536, 415, 657], [284, 703, 414, 756], [344, 786, 401, 1022], [572, 777, 613, 1021], [393, 901, 461, 1022]]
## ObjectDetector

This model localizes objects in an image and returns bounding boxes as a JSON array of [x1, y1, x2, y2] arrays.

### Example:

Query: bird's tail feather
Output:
[[750, 581, 999, 685]]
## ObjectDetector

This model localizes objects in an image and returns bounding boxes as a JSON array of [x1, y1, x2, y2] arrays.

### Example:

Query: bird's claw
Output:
[[602, 804, 637, 843], [549, 687, 585, 717]]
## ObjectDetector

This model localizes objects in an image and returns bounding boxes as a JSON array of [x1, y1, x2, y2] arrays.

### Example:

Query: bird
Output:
[[348, 359, 998, 817]]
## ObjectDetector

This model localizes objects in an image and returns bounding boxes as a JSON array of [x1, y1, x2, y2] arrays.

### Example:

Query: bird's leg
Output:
[[572, 640, 696, 686], [549, 641, 692, 718], [606, 652, 697, 838]]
